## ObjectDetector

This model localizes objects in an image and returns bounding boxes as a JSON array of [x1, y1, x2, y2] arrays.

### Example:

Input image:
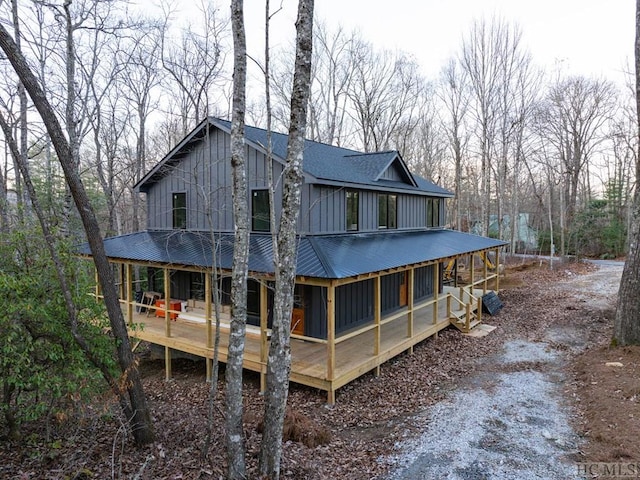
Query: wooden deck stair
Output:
[[446, 287, 483, 333], [449, 307, 481, 333]]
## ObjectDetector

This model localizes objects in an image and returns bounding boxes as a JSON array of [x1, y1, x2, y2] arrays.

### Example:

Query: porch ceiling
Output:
[[77, 229, 506, 279]]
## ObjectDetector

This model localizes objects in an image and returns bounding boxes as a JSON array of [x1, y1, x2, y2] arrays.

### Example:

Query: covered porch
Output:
[[80, 229, 506, 403], [96, 249, 501, 404]]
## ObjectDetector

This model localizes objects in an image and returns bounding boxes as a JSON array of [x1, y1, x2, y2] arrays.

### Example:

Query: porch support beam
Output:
[[205, 271, 212, 349], [205, 270, 212, 382], [326, 281, 336, 404], [433, 262, 439, 325], [119, 263, 125, 299], [470, 253, 475, 289], [260, 281, 268, 393], [164, 267, 171, 338], [407, 268, 414, 354], [483, 250, 488, 293], [165, 346, 172, 381], [125, 263, 133, 326], [495, 247, 501, 291], [374, 275, 381, 376], [94, 268, 100, 298]]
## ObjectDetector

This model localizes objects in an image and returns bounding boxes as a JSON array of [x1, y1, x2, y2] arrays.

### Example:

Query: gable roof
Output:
[[136, 117, 452, 197], [77, 229, 506, 279]]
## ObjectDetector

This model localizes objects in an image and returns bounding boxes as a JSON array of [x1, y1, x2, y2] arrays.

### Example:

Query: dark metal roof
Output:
[[78, 229, 506, 280], [136, 117, 452, 197]]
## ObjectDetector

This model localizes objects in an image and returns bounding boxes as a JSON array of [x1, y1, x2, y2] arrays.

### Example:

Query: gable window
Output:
[[252, 189, 270, 232], [346, 191, 359, 231], [172, 192, 187, 229], [378, 193, 397, 229], [427, 198, 440, 227]]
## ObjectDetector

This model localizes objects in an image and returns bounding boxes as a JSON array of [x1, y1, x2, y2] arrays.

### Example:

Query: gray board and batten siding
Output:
[[137, 117, 452, 235]]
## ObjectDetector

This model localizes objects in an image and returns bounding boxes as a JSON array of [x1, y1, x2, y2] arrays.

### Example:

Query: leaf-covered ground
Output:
[[0, 258, 631, 479]]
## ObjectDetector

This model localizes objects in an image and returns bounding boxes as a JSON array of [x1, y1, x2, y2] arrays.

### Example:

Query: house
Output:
[[79, 117, 506, 403], [471, 213, 539, 252]]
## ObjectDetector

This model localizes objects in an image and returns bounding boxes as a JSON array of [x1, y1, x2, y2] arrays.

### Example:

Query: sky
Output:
[[240, 0, 635, 85]]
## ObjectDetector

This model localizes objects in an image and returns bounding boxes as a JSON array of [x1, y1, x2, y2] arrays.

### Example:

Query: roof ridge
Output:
[[343, 150, 398, 158]]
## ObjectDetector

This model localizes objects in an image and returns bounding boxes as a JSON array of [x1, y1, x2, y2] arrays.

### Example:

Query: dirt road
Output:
[[386, 261, 623, 479]]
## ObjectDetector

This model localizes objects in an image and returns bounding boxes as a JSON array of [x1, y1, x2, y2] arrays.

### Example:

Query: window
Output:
[[252, 189, 270, 232], [378, 194, 397, 229], [172, 192, 187, 229], [346, 191, 359, 231], [427, 198, 440, 227]]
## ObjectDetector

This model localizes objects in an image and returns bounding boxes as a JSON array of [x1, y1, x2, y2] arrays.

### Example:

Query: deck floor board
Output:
[[124, 292, 467, 398]]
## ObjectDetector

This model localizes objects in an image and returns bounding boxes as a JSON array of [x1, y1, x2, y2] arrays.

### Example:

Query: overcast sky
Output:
[[240, 0, 634, 84]]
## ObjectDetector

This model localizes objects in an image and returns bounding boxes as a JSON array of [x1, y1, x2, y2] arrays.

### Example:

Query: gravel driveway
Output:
[[384, 261, 624, 480]]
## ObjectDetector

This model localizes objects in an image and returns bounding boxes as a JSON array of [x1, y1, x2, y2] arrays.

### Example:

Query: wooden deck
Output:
[[122, 286, 486, 402]]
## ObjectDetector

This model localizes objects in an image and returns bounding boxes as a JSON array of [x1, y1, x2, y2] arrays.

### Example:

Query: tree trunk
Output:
[[259, 2, 314, 479], [0, 23, 155, 446], [613, 0, 640, 345], [226, 1, 249, 478]]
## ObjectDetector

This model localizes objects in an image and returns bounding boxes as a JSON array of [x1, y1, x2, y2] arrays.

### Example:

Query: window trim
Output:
[[346, 190, 359, 231], [427, 197, 441, 228], [251, 189, 271, 232], [378, 193, 397, 230], [172, 192, 187, 229]]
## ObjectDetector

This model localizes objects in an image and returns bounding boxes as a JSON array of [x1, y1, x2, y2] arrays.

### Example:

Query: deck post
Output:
[[94, 268, 100, 299], [465, 303, 471, 332], [165, 346, 172, 381], [119, 263, 125, 299], [408, 268, 414, 354], [260, 281, 268, 393], [125, 263, 133, 326], [483, 250, 488, 293], [326, 281, 336, 404], [164, 267, 171, 338], [433, 262, 439, 325], [374, 275, 381, 376], [495, 247, 501, 291], [205, 270, 212, 382], [470, 253, 475, 290], [205, 271, 212, 349]]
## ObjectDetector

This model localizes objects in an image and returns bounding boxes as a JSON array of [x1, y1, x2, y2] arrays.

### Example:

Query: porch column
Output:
[[374, 275, 381, 376], [163, 267, 171, 337], [495, 248, 501, 291], [483, 251, 489, 293], [407, 268, 414, 354], [164, 267, 171, 381], [326, 281, 336, 404], [119, 264, 125, 299], [433, 262, 439, 325], [205, 270, 212, 382], [125, 263, 133, 326], [470, 253, 475, 290], [260, 281, 268, 393], [94, 268, 100, 299]]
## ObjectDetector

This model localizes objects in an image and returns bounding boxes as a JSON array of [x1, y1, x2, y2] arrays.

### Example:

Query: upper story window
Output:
[[172, 192, 187, 229], [252, 189, 270, 232], [378, 193, 397, 229], [346, 191, 359, 231], [427, 198, 440, 227]]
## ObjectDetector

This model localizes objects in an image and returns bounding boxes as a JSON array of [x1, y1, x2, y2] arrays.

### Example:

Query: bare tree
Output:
[[536, 75, 617, 253], [307, 20, 353, 145], [160, 0, 228, 135], [259, 1, 314, 478], [225, 0, 249, 477], [347, 42, 422, 151], [438, 58, 470, 230], [0, 17, 155, 447], [613, 0, 640, 345]]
